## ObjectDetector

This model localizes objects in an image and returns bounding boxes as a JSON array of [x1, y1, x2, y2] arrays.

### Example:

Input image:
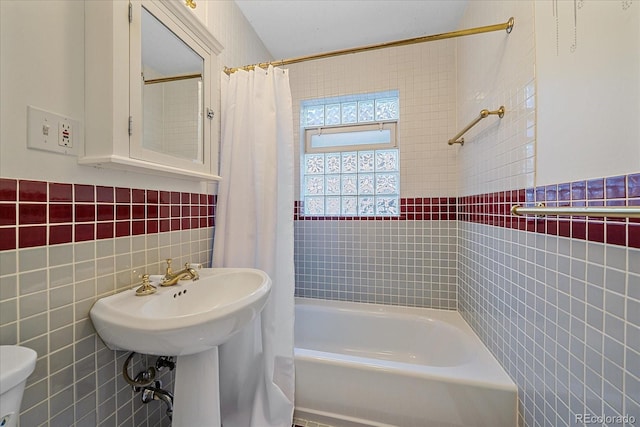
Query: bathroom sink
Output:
[[89, 268, 271, 356]]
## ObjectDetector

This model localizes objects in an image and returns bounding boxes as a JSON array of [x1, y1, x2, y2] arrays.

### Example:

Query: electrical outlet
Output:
[[27, 105, 80, 156], [59, 122, 72, 147]]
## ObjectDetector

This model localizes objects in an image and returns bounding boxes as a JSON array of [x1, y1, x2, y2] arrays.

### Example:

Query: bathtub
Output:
[[294, 298, 517, 427]]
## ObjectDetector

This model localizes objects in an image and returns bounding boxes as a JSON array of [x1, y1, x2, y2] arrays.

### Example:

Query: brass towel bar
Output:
[[511, 203, 640, 219], [448, 106, 505, 146]]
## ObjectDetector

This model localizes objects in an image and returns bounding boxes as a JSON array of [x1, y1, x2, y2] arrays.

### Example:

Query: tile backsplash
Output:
[[0, 178, 213, 426]]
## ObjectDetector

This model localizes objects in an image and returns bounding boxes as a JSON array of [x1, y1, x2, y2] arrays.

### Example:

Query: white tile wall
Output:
[[164, 79, 201, 159], [288, 40, 459, 199], [456, 0, 536, 196]]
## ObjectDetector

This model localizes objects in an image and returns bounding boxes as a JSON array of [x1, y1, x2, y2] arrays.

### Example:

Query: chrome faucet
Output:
[[160, 259, 199, 286]]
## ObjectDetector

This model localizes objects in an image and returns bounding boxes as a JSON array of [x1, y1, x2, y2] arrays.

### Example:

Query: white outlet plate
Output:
[[27, 105, 81, 156]]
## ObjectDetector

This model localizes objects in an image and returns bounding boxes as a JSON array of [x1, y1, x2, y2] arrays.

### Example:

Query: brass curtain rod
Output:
[[511, 204, 640, 219], [224, 17, 515, 75], [448, 106, 505, 146], [144, 73, 202, 85]]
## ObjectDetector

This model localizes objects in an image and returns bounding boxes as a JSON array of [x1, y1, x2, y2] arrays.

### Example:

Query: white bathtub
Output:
[[294, 298, 517, 427]]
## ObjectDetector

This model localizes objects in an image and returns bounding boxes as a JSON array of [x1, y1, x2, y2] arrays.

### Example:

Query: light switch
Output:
[[27, 105, 80, 156]]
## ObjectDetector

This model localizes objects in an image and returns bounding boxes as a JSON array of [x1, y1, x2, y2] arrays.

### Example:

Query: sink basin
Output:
[[90, 268, 271, 356]]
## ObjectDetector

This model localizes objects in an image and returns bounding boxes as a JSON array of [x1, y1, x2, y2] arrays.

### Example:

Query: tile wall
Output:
[[456, 2, 640, 426], [0, 178, 214, 426], [456, 1, 536, 196], [458, 223, 640, 426], [294, 198, 457, 309], [288, 39, 459, 198], [458, 173, 640, 249], [457, 173, 640, 426], [292, 2, 639, 426], [294, 219, 457, 309], [289, 38, 459, 309]]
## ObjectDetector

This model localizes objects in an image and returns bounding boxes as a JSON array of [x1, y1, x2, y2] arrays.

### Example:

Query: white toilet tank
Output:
[[0, 346, 37, 427]]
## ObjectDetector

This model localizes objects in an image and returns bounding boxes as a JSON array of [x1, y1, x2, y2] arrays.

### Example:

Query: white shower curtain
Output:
[[212, 66, 295, 427]]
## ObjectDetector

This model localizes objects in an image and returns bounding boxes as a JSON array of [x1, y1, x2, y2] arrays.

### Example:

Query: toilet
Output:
[[0, 346, 37, 427]]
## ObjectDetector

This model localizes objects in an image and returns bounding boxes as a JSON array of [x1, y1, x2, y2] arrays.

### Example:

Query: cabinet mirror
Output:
[[129, 0, 213, 174], [141, 5, 204, 164], [82, 0, 223, 180]]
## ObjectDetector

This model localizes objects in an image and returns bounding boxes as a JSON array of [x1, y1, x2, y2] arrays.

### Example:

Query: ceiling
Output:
[[234, 0, 469, 60]]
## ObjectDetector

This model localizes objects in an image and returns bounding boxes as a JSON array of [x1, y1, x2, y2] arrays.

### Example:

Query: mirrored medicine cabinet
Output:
[[82, 0, 223, 180]]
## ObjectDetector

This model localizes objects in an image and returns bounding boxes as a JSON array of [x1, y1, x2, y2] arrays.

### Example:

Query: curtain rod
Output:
[[223, 17, 514, 75]]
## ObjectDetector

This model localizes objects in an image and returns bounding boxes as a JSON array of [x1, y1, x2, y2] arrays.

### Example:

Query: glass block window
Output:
[[301, 91, 400, 217], [302, 148, 400, 216], [301, 91, 398, 129]]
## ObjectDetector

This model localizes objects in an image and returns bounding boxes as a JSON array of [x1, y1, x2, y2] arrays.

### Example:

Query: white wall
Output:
[[206, 0, 273, 73], [535, 0, 640, 185], [456, 0, 536, 196], [0, 0, 271, 193]]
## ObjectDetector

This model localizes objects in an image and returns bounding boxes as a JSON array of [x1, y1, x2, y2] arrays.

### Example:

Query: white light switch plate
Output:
[[27, 105, 81, 156]]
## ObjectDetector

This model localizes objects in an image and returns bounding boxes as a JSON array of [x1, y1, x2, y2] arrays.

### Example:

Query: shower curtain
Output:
[[212, 65, 295, 427]]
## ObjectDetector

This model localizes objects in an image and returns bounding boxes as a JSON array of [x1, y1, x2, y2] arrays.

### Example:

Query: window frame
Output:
[[300, 91, 401, 217], [304, 121, 397, 154]]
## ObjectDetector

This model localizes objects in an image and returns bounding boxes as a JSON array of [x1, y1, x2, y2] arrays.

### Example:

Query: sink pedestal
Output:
[[173, 347, 221, 427], [89, 268, 272, 426]]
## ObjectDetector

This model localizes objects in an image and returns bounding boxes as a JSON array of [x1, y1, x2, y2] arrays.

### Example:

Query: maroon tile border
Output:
[[295, 197, 457, 221], [294, 172, 640, 249], [0, 178, 216, 250], [0, 179, 17, 201], [459, 173, 639, 249], [3, 173, 637, 251]]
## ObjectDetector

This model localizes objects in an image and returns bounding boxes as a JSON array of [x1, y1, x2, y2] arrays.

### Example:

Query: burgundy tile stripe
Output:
[[294, 172, 639, 249], [3, 173, 637, 251], [295, 197, 457, 221], [0, 178, 216, 250], [459, 173, 640, 249]]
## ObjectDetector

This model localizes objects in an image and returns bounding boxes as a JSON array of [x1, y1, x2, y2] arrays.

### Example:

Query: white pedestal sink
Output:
[[89, 268, 272, 427]]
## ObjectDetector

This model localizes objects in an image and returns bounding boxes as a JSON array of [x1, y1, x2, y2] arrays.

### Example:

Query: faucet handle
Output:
[[165, 258, 173, 274], [135, 274, 157, 296]]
